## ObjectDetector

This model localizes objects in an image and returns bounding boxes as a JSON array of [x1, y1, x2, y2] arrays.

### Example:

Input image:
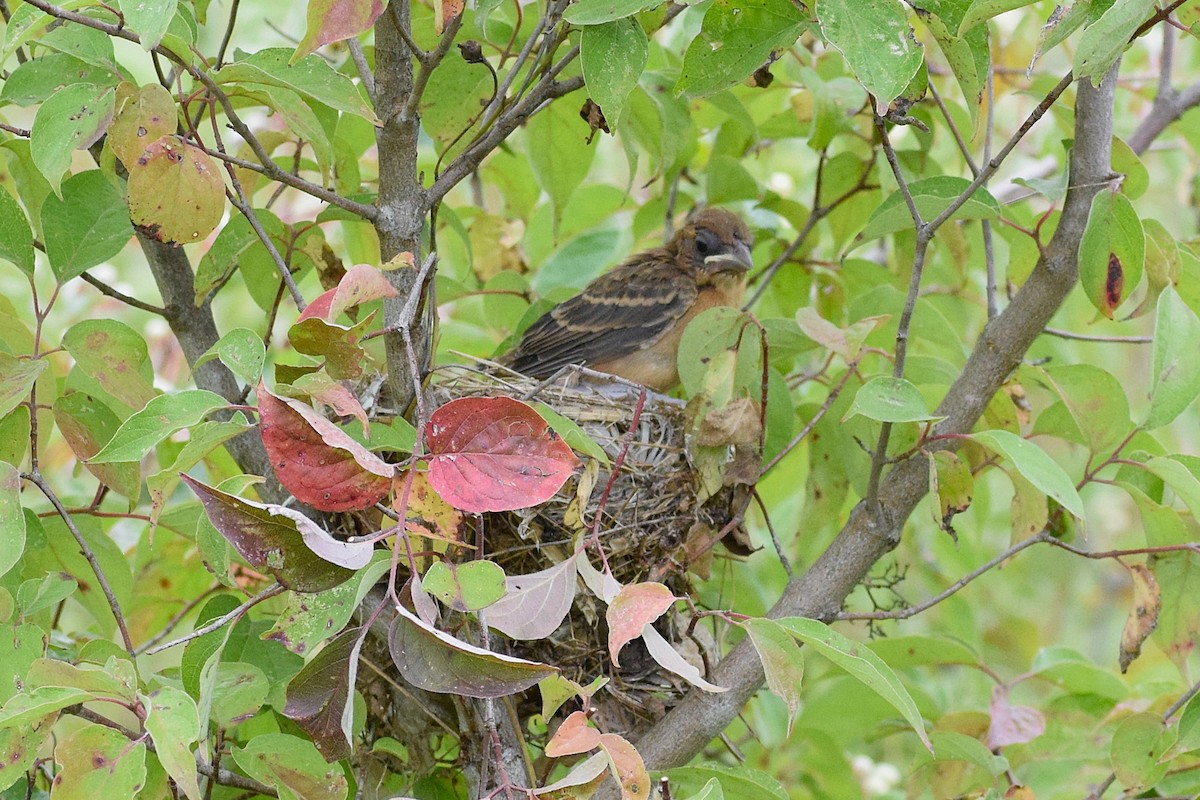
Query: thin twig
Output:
[[347, 37, 375, 103], [1042, 327, 1151, 344], [23, 471, 136, 658], [79, 272, 168, 316], [144, 583, 285, 655]]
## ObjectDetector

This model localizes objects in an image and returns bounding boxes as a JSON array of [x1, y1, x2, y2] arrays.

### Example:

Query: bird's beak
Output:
[[704, 241, 753, 274]]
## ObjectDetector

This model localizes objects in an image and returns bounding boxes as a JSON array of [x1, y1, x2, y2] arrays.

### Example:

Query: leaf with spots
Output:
[[30, 82, 116, 196], [598, 733, 650, 800], [425, 396, 580, 513], [51, 724, 147, 800], [61, 319, 156, 411], [127, 134, 225, 245], [0, 351, 46, 420], [258, 382, 393, 511], [231, 733, 348, 800], [287, 312, 374, 381], [108, 82, 176, 168], [1079, 189, 1144, 319], [264, 555, 390, 655], [181, 475, 366, 591]]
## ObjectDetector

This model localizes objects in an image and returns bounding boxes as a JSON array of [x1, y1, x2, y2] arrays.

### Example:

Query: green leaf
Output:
[[971, 429, 1085, 519], [919, 0, 990, 127], [232, 733, 348, 800], [532, 403, 611, 465], [527, 99, 595, 234], [868, 634, 979, 668], [41, 170, 133, 283], [1110, 712, 1173, 792], [0, 52, 116, 106], [0, 352, 46, 420], [1143, 288, 1200, 430], [423, 560, 507, 612], [581, 18, 648, 127], [61, 319, 156, 412], [0, 187, 34, 276], [930, 450, 973, 532], [1037, 364, 1132, 455], [663, 764, 787, 800], [1078, 189, 1144, 318], [215, 48, 379, 123], [1075, 0, 1156, 86], [49, 723, 146, 800], [194, 328, 266, 386], [264, 555, 390, 655], [281, 625, 364, 762], [816, 0, 924, 107], [118, 0, 177, 50], [142, 687, 201, 800], [775, 616, 933, 752], [29, 82, 116, 196], [744, 619, 804, 735], [859, 176, 999, 240], [562, 0, 663, 24], [0, 686, 94, 728], [0, 463, 23, 579], [16, 571, 78, 617], [676, 0, 806, 99], [843, 376, 944, 423], [958, 0, 1039, 34], [922, 731, 1008, 776], [89, 390, 227, 463], [418, 50, 494, 157]]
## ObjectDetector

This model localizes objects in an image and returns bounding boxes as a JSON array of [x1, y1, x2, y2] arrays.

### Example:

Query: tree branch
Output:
[[628, 63, 1121, 775]]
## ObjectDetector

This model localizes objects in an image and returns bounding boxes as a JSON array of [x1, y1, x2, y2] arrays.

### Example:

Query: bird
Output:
[[504, 209, 754, 392]]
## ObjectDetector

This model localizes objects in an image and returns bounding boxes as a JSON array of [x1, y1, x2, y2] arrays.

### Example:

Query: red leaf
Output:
[[425, 397, 579, 513], [258, 382, 393, 511], [296, 288, 336, 324], [606, 582, 676, 667], [296, 264, 399, 323], [282, 626, 363, 761], [545, 710, 601, 758]]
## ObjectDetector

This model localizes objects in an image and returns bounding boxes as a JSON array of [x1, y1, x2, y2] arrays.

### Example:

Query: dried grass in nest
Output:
[[428, 364, 747, 732]]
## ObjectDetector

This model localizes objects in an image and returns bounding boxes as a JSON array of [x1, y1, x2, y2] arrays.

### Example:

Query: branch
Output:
[[628, 63, 1121, 776]]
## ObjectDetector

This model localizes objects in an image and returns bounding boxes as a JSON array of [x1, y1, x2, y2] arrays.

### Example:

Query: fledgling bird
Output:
[[505, 209, 754, 392]]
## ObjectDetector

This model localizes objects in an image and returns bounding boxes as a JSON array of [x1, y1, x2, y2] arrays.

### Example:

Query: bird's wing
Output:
[[507, 259, 698, 378]]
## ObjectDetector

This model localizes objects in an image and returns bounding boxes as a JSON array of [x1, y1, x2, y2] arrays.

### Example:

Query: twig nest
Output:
[[427, 365, 752, 730]]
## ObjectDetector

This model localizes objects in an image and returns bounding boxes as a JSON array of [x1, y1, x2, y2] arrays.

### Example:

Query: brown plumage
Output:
[[506, 209, 753, 391]]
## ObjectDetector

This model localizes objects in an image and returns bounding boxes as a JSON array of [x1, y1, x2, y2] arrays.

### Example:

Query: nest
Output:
[[426, 364, 752, 735]]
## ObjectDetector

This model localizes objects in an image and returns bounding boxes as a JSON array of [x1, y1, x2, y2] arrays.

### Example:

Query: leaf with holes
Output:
[[426, 396, 579, 513], [127, 135, 225, 245], [387, 604, 557, 698], [108, 82, 176, 167], [181, 475, 366, 591], [258, 383, 393, 511]]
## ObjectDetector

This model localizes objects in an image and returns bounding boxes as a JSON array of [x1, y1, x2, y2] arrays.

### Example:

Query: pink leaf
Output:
[[987, 684, 1046, 749], [486, 555, 578, 640], [598, 733, 650, 800], [293, 0, 385, 62], [606, 582, 675, 667], [259, 382, 392, 511], [545, 710, 601, 758], [426, 396, 579, 513]]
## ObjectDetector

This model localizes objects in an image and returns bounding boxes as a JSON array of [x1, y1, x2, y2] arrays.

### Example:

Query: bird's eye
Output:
[[695, 232, 713, 255]]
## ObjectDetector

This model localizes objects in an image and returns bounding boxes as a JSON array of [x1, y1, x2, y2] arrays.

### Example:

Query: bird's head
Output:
[[673, 209, 754, 277]]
